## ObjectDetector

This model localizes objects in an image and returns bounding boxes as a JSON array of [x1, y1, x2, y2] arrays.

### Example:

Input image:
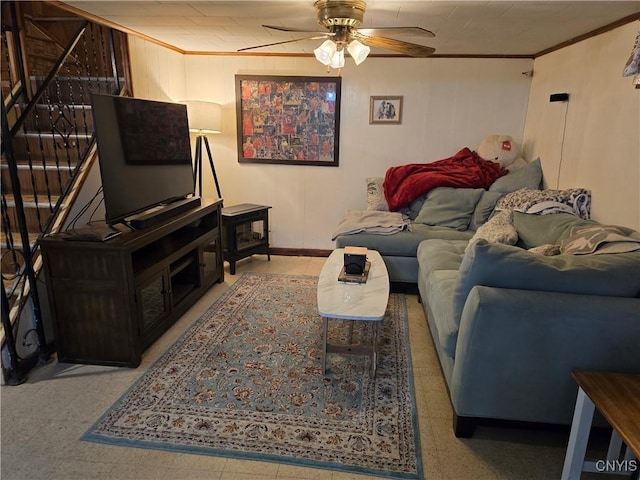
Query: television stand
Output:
[[128, 197, 202, 229], [40, 199, 224, 367]]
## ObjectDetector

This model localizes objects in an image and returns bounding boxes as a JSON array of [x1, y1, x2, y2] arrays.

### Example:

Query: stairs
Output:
[[1, 0, 132, 383]]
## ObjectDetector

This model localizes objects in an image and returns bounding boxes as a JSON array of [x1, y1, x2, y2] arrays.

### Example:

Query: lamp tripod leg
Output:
[[194, 135, 203, 196], [203, 136, 222, 203]]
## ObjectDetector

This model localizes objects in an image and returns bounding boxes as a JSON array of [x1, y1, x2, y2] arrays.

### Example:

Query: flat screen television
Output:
[[91, 94, 198, 227]]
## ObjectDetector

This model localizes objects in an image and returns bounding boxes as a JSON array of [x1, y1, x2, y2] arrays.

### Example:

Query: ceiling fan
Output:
[[238, 0, 435, 67]]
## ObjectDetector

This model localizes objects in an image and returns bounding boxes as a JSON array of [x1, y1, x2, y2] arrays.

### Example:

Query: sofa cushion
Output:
[[415, 187, 484, 231], [425, 270, 460, 357], [489, 157, 542, 194], [469, 190, 503, 230], [452, 240, 640, 327], [336, 224, 473, 257], [513, 211, 596, 249], [417, 239, 468, 358], [417, 238, 468, 274]]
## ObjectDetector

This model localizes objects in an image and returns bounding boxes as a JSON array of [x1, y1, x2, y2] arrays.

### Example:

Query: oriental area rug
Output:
[[83, 273, 422, 479]]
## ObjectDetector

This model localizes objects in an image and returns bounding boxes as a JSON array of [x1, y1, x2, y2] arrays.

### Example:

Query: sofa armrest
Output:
[[449, 285, 640, 425]]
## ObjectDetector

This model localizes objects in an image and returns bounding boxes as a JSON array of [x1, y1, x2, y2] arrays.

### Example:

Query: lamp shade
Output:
[[347, 40, 370, 65], [314, 40, 337, 66], [184, 101, 222, 134]]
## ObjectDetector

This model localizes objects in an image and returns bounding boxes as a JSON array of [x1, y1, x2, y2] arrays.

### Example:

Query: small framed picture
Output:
[[370, 96, 403, 124]]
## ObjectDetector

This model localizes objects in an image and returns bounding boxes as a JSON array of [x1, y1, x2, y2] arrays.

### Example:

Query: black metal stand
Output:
[[193, 134, 222, 202]]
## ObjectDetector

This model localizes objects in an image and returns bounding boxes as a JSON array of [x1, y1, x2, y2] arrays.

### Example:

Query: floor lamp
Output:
[[185, 101, 223, 202]]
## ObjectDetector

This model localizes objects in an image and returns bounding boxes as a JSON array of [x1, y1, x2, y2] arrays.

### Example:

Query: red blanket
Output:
[[383, 148, 507, 211]]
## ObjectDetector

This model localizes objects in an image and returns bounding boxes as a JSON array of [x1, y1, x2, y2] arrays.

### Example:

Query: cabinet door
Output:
[[136, 272, 170, 338], [201, 236, 223, 285]]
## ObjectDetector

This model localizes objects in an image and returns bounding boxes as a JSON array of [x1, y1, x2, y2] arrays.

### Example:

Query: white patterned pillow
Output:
[[496, 187, 591, 219], [366, 177, 389, 211], [466, 210, 517, 250]]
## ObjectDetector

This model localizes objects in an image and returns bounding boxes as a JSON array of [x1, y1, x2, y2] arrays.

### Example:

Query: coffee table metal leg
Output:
[[372, 322, 378, 378], [322, 317, 328, 374]]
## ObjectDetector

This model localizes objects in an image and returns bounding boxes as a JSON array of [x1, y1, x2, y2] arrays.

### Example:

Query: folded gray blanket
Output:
[[331, 210, 410, 241]]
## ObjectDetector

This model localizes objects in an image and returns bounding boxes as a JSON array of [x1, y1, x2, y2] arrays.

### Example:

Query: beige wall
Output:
[[522, 21, 640, 230], [127, 36, 533, 249], [128, 36, 187, 102]]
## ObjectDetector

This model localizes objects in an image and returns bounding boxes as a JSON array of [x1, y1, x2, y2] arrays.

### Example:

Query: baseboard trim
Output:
[[269, 248, 332, 257]]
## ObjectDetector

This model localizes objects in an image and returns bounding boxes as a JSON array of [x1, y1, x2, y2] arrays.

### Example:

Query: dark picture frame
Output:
[[235, 75, 341, 166], [370, 96, 403, 124]]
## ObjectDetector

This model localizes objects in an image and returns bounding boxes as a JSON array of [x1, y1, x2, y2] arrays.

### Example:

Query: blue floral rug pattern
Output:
[[83, 273, 422, 479]]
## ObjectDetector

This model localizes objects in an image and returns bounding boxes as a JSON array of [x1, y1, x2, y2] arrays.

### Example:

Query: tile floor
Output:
[[1, 255, 613, 480]]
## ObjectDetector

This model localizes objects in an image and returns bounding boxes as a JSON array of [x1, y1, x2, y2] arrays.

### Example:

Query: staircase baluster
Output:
[[1, 192, 19, 284], [98, 25, 112, 93], [107, 29, 121, 94], [89, 23, 101, 92], [74, 34, 91, 140], [53, 75, 70, 173], [2, 26, 17, 109], [1, 281, 27, 385], [43, 90, 64, 203], [18, 120, 45, 233], [62, 62, 83, 164]]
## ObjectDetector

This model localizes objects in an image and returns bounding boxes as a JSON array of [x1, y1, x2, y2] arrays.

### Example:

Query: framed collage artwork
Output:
[[235, 75, 342, 166]]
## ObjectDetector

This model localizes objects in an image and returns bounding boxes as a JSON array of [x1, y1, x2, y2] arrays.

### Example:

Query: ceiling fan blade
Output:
[[357, 27, 435, 38], [354, 33, 435, 57], [238, 35, 329, 52], [263, 25, 329, 35]]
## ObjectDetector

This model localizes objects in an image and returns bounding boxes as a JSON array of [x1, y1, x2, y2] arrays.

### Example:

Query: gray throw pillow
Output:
[[415, 187, 484, 231], [469, 191, 503, 230], [489, 157, 542, 194], [403, 194, 427, 220], [513, 211, 596, 249]]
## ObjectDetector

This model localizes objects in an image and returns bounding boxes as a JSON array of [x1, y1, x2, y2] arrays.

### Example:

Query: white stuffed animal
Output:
[[477, 134, 526, 170]]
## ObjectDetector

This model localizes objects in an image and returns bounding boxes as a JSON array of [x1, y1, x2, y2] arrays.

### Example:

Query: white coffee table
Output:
[[317, 248, 390, 376]]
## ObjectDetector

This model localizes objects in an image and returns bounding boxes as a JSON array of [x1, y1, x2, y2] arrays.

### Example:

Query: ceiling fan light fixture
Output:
[[314, 39, 337, 65], [347, 39, 370, 65], [329, 48, 345, 69]]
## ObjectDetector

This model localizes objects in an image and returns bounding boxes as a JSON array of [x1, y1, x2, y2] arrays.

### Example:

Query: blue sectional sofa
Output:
[[418, 225, 640, 436], [335, 177, 640, 437]]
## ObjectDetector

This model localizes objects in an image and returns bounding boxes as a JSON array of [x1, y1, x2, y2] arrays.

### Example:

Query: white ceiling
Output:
[[61, 1, 640, 56]]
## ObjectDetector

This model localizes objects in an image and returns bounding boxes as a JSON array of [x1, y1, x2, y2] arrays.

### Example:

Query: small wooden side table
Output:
[[561, 371, 640, 480], [221, 203, 271, 275]]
